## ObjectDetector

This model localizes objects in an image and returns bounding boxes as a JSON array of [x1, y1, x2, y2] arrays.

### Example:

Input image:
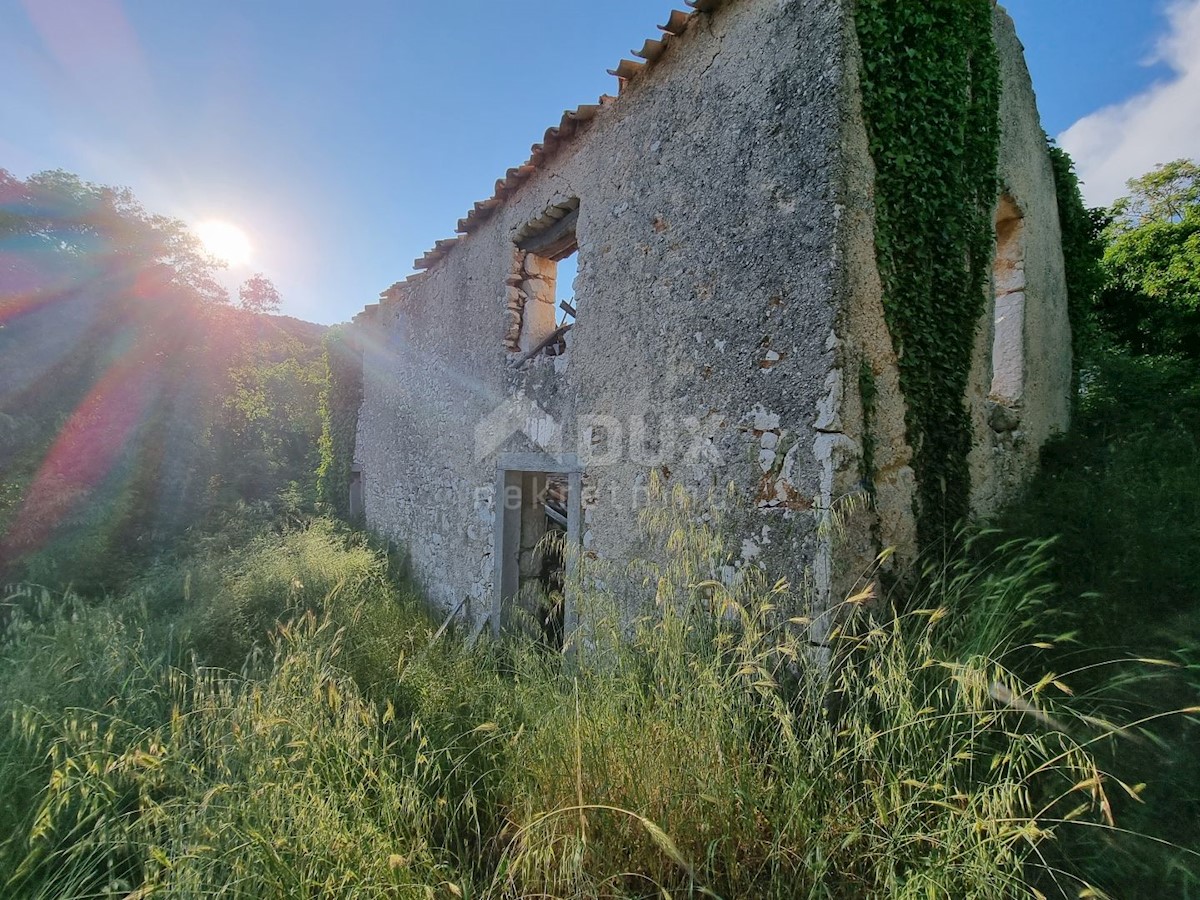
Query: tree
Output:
[[1099, 159, 1200, 358], [238, 273, 282, 314], [1108, 159, 1200, 233], [0, 169, 324, 590], [0, 168, 229, 306], [0, 169, 231, 584]]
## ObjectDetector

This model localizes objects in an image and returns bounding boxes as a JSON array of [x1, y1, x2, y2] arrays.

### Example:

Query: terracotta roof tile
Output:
[[658, 9, 693, 35], [607, 58, 646, 82], [384, 1, 729, 298], [633, 38, 668, 62]]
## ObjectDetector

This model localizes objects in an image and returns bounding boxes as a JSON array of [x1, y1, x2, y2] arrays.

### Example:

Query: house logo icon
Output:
[[473, 398, 562, 461]]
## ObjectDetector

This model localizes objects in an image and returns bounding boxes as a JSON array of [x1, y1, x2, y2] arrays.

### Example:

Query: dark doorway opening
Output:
[[493, 455, 581, 649]]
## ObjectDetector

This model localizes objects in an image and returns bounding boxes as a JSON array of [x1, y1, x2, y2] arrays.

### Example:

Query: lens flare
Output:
[[2, 349, 159, 559], [196, 220, 252, 266]]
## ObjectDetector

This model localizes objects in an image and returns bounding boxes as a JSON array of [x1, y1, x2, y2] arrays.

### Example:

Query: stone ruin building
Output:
[[351, 0, 1072, 643]]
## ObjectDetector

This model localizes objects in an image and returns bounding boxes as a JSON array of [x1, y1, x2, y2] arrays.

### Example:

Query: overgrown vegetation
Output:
[[989, 153, 1200, 895], [3, 63, 1200, 900], [854, 0, 1001, 545], [0, 169, 327, 589], [0, 497, 1166, 898], [1047, 143, 1108, 382], [316, 325, 364, 519], [999, 351, 1200, 896]]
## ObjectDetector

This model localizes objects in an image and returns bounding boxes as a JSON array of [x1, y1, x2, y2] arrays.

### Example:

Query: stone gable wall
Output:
[[355, 0, 1072, 626], [966, 7, 1073, 518], [357, 0, 850, 620]]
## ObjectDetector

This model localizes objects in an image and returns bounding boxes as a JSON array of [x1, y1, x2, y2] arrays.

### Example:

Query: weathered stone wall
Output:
[[356, 0, 1071, 625], [357, 0, 851, 621], [966, 6, 1073, 518], [829, 2, 1073, 571]]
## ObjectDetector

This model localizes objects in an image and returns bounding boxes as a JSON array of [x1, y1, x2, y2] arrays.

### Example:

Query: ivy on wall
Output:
[[1047, 142, 1107, 383], [316, 325, 363, 519], [854, 0, 1001, 546]]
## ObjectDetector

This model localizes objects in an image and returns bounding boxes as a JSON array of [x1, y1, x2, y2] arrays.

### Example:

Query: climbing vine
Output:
[[1047, 141, 1107, 383], [316, 325, 363, 518], [854, 0, 1001, 546]]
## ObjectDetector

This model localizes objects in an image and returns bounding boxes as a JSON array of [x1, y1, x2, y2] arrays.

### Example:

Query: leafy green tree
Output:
[[208, 331, 325, 505], [0, 168, 228, 305], [1108, 158, 1200, 231], [1099, 159, 1200, 357], [238, 273, 282, 314], [1, 168, 231, 584]]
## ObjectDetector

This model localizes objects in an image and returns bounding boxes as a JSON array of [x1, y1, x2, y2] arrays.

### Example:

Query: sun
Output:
[[195, 220, 252, 267]]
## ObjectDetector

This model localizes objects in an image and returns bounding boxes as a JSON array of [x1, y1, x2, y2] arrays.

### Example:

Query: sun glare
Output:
[[196, 220, 252, 267]]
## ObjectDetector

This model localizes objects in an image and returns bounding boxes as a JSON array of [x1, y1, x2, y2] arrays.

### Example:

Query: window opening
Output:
[[556, 252, 578, 326], [508, 201, 578, 364]]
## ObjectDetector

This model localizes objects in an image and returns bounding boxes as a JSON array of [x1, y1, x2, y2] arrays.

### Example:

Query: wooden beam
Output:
[[518, 207, 579, 259], [497, 452, 582, 474], [510, 323, 572, 367]]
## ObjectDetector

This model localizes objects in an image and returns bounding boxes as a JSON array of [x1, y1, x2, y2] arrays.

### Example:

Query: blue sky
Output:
[[2, 1, 1197, 324]]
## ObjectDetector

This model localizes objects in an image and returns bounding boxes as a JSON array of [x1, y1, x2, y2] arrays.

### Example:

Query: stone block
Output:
[[524, 254, 556, 279]]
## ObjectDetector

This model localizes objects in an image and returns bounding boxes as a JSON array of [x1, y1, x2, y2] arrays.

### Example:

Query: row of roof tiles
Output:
[[395, 0, 730, 288]]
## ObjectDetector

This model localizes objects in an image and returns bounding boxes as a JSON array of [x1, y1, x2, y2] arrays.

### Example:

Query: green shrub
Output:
[[180, 518, 430, 692]]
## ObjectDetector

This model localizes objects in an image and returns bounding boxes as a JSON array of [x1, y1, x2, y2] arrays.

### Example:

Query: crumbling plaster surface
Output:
[[357, 0, 850, 621], [966, 6, 1073, 518]]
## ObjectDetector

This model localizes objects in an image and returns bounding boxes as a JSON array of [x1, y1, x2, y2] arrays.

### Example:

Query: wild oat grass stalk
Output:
[[491, 488, 1141, 898], [0, 507, 1179, 898]]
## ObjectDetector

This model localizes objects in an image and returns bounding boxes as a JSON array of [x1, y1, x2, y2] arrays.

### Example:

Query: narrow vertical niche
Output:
[[990, 194, 1026, 403]]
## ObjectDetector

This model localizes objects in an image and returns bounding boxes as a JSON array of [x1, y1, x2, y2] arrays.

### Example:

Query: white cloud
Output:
[[1059, 0, 1200, 207]]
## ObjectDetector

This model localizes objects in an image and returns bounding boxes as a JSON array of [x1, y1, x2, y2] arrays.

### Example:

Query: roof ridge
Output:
[[380, 0, 730, 301]]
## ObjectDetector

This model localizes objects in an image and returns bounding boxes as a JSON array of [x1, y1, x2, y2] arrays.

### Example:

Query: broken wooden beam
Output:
[[511, 323, 573, 367]]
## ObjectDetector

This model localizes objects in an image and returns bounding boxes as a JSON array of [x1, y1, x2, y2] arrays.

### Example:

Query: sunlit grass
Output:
[[0, 499, 1192, 898]]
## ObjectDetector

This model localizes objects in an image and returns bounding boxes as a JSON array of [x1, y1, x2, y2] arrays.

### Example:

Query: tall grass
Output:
[[490, 491, 1143, 898], [1, 497, 1170, 898], [998, 350, 1200, 895]]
